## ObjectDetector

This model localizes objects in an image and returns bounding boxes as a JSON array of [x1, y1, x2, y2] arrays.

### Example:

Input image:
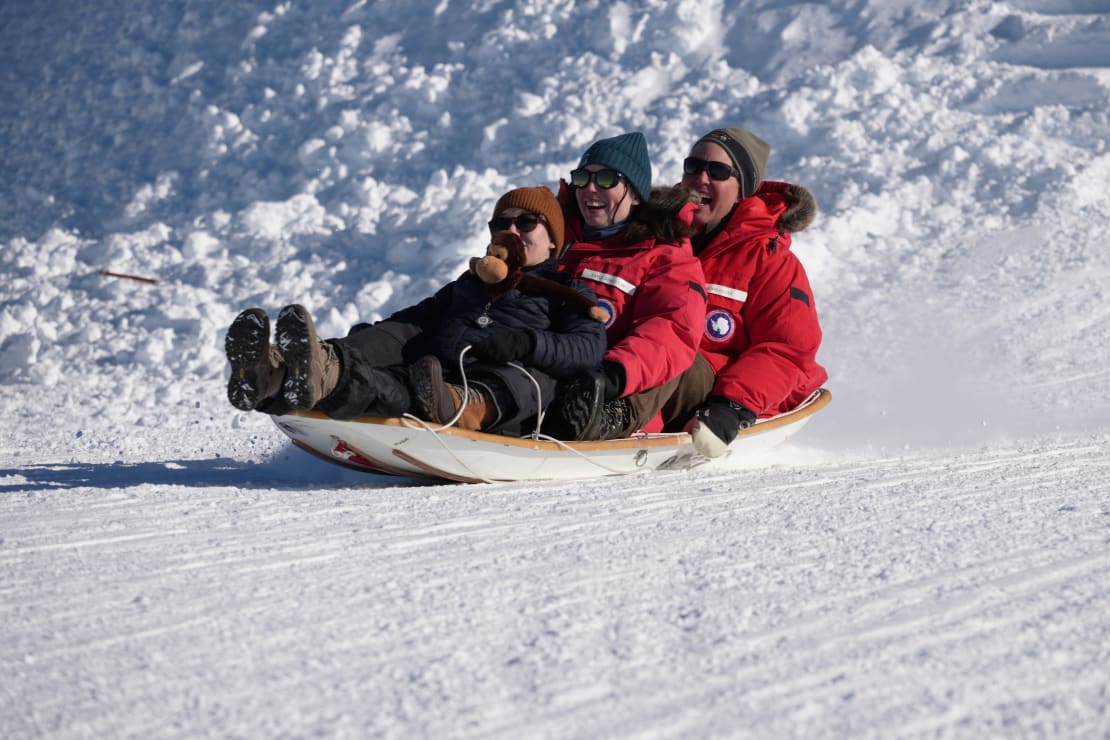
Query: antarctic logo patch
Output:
[[705, 309, 735, 341], [596, 298, 616, 328]]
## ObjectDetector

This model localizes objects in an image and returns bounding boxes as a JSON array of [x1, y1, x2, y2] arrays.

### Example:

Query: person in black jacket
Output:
[[224, 186, 607, 436]]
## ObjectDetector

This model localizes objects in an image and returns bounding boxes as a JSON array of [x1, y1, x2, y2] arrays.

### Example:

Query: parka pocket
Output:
[[703, 283, 747, 344]]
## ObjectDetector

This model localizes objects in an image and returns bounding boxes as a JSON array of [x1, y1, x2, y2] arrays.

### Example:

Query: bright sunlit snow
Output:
[[2, 1, 1109, 737]]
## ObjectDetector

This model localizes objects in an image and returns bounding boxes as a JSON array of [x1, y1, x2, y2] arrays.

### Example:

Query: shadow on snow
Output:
[[0, 452, 432, 493]]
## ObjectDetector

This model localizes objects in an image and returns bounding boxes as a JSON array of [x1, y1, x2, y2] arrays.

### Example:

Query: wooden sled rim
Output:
[[283, 411, 687, 451], [737, 387, 831, 438], [284, 387, 830, 451]]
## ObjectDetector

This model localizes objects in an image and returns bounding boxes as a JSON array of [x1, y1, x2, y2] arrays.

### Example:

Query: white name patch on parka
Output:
[[706, 283, 748, 302], [580, 269, 638, 295]]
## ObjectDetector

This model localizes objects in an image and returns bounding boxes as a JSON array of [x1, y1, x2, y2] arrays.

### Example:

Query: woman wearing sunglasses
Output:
[[542, 132, 711, 441], [224, 186, 607, 437], [659, 127, 827, 457]]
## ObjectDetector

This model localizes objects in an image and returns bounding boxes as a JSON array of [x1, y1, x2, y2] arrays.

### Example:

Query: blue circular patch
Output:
[[705, 309, 735, 342], [596, 298, 616, 328]]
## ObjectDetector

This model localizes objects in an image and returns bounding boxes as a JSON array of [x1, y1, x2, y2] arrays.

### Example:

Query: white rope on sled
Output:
[[397, 345, 641, 480]]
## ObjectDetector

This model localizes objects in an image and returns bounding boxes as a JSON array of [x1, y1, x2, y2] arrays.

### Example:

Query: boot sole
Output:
[[225, 308, 270, 411], [275, 304, 318, 409]]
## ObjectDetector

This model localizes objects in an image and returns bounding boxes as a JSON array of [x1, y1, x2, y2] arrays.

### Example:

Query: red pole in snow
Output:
[[98, 270, 159, 284]]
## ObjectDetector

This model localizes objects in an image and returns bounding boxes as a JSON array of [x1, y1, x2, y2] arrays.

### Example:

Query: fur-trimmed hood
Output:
[[777, 184, 816, 234], [690, 180, 817, 260]]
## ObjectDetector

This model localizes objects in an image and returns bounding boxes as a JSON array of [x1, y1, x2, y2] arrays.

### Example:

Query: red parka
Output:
[[697, 180, 827, 416], [559, 213, 707, 397]]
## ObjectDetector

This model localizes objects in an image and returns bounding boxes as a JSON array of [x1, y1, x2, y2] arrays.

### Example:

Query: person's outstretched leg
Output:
[[275, 304, 341, 410], [225, 308, 284, 411]]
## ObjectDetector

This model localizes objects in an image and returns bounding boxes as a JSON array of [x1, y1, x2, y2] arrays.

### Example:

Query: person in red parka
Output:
[[543, 131, 709, 441], [658, 127, 827, 457]]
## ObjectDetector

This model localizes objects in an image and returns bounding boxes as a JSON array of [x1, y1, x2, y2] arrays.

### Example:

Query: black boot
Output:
[[546, 371, 635, 441], [545, 372, 604, 440], [595, 397, 633, 440]]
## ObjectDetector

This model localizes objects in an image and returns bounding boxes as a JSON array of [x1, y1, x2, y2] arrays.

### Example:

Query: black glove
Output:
[[600, 361, 626, 401], [695, 396, 757, 446], [469, 329, 534, 363]]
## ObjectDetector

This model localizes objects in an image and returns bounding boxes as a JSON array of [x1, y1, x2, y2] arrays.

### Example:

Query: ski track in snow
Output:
[[3, 436, 1108, 738]]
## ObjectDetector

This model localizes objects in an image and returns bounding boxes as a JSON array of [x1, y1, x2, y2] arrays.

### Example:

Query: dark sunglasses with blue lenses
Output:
[[569, 168, 625, 190], [488, 212, 545, 234], [683, 157, 740, 181]]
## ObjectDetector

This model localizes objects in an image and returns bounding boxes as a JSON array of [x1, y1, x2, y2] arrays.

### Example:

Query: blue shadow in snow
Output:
[[0, 450, 432, 493]]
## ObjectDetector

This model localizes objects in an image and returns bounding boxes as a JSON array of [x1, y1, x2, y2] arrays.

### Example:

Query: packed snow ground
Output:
[[2, 0, 1109, 737]]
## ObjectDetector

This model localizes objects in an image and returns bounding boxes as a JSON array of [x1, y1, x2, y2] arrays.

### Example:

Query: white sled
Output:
[[272, 388, 831, 483]]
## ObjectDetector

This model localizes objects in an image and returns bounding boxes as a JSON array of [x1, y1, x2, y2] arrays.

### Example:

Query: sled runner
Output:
[[272, 388, 831, 483]]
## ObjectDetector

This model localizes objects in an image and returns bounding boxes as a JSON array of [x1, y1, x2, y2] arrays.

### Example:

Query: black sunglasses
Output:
[[683, 157, 740, 182], [488, 213, 545, 234], [569, 168, 625, 190]]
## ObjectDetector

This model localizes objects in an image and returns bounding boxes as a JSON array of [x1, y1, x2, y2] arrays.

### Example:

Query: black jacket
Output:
[[385, 259, 606, 378]]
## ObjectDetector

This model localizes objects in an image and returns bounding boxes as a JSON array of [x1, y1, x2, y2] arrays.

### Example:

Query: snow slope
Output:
[[2, 0, 1109, 737]]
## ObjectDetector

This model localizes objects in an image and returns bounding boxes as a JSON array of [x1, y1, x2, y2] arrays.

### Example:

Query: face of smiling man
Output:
[[681, 140, 743, 234]]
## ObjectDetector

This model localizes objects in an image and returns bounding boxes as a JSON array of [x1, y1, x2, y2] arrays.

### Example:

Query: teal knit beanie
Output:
[[577, 131, 652, 201]]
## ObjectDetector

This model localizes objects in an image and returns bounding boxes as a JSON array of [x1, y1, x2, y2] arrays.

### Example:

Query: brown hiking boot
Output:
[[225, 308, 284, 411], [275, 304, 341, 410], [447, 384, 497, 430], [410, 355, 497, 430]]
